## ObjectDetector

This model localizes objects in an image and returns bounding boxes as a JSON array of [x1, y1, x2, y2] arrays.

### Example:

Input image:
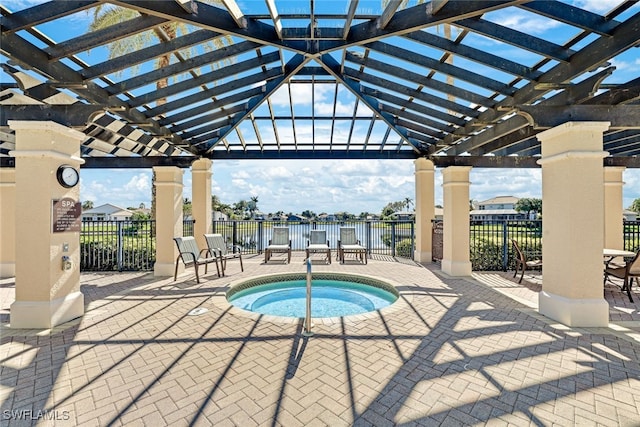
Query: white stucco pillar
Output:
[[414, 158, 435, 262], [191, 159, 213, 251], [153, 166, 184, 277], [9, 121, 85, 328], [0, 167, 16, 278], [603, 167, 625, 250], [441, 166, 472, 276], [537, 121, 610, 327]]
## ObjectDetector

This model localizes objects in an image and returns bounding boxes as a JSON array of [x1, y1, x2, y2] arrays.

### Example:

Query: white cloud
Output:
[[123, 173, 150, 193], [81, 164, 640, 215], [80, 170, 152, 208]]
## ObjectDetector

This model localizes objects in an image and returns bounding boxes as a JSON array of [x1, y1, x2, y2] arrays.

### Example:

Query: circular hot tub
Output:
[[227, 273, 398, 318]]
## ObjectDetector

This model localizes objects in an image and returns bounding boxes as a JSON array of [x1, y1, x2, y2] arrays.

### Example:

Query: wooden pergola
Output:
[[1, 0, 639, 168]]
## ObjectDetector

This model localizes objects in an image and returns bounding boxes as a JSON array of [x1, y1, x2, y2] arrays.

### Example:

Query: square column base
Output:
[[10, 291, 84, 329], [539, 291, 609, 327], [0, 263, 15, 279], [414, 251, 433, 263], [441, 259, 472, 277], [155, 262, 180, 277]]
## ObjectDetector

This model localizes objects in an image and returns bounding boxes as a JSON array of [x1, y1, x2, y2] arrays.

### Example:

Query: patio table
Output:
[[603, 248, 636, 291]]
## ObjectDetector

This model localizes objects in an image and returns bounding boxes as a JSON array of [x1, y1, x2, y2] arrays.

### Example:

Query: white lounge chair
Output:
[[265, 227, 291, 263], [305, 230, 331, 264], [337, 227, 367, 264]]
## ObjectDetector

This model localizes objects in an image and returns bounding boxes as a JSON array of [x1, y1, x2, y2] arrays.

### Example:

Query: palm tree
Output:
[[233, 200, 249, 219], [403, 197, 413, 211], [248, 196, 259, 217], [82, 200, 94, 210]]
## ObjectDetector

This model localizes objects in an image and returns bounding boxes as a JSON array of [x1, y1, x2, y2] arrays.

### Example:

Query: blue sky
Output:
[[2, 0, 640, 213]]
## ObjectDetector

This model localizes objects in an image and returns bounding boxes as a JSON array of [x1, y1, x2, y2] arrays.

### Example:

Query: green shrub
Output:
[[470, 239, 504, 271], [396, 239, 413, 258]]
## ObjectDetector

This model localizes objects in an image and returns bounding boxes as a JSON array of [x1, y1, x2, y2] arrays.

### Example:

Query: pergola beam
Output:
[[0, 104, 110, 127], [456, 18, 575, 62], [437, 11, 640, 154], [518, 1, 619, 36], [221, 0, 247, 29], [44, 15, 168, 60], [516, 105, 640, 130], [0, 31, 181, 146]]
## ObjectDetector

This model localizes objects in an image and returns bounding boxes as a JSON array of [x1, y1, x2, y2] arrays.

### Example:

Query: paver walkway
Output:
[[1, 253, 639, 426]]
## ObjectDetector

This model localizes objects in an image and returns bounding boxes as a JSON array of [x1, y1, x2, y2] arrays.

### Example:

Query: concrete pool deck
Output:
[[1, 253, 639, 426]]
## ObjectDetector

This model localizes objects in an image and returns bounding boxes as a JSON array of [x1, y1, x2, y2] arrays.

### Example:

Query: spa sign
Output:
[[52, 198, 81, 233]]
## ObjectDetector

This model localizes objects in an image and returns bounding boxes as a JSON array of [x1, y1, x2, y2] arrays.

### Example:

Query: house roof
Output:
[[1, 1, 639, 168], [470, 209, 521, 215], [82, 203, 133, 216], [478, 196, 520, 206]]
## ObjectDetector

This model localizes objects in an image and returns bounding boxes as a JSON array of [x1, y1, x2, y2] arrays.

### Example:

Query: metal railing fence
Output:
[[80, 219, 414, 271], [467, 220, 542, 271], [80, 220, 155, 271], [79, 218, 639, 272], [624, 220, 640, 252], [211, 220, 415, 258]]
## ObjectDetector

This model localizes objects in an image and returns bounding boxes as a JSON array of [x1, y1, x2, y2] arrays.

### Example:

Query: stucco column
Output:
[[603, 167, 625, 250], [9, 121, 85, 328], [0, 167, 16, 278], [414, 158, 435, 262], [537, 121, 610, 327], [191, 159, 212, 250], [154, 166, 184, 277], [441, 166, 472, 276]]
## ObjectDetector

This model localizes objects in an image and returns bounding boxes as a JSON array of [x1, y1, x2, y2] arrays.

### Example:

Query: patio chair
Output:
[[337, 227, 367, 264], [511, 239, 542, 283], [305, 230, 331, 264], [173, 236, 220, 283], [265, 227, 291, 263], [204, 233, 243, 276], [604, 249, 640, 302]]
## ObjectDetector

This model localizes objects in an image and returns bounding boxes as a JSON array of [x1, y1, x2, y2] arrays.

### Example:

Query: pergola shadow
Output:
[[1, 263, 639, 425]]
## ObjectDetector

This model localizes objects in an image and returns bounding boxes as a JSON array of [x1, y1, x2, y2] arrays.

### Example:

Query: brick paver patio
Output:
[[1, 253, 639, 426]]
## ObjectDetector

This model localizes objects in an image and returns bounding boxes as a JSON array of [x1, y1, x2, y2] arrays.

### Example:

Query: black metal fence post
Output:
[[117, 221, 124, 271], [232, 221, 238, 248], [502, 220, 509, 271], [391, 222, 397, 257]]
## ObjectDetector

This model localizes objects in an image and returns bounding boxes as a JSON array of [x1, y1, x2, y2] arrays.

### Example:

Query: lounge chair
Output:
[[511, 239, 542, 283], [337, 227, 367, 264], [604, 249, 640, 302], [173, 236, 220, 283], [265, 227, 291, 263], [305, 230, 331, 264], [204, 233, 243, 276]]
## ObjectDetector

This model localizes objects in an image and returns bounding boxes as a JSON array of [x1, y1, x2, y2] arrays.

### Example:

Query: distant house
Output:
[[392, 211, 415, 221], [287, 214, 307, 222], [213, 211, 228, 221], [623, 210, 638, 221], [318, 214, 337, 221], [82, 203, 133, 221], [470, 196, 528, 222]]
